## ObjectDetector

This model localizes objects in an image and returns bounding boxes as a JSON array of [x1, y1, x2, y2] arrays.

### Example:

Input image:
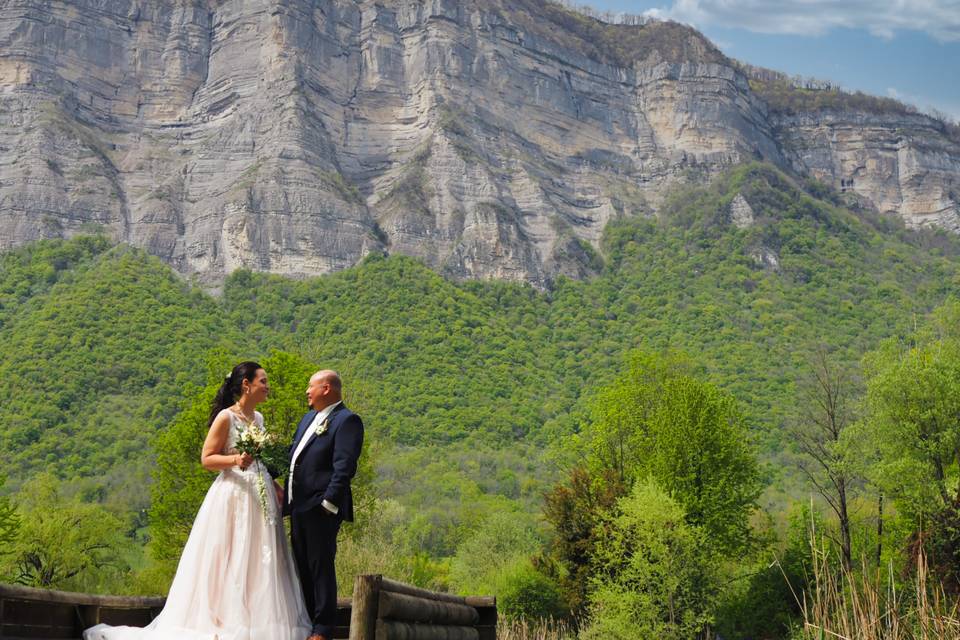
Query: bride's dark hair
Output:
[[208, 361, 262, 427]]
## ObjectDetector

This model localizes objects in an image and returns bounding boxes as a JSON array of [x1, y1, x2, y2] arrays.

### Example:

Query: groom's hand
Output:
[[273, 480, 284, 506]]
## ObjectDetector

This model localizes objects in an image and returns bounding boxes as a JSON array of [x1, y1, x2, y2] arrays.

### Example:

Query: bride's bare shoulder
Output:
[[209, 409, 233, 429]]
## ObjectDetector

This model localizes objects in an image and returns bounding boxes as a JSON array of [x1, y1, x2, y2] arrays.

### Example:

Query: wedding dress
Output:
[[85, 410, 311, 640]]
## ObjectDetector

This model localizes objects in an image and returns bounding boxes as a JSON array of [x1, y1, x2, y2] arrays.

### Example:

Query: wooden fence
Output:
[[0, 577, 495, 640], [350, 575, 496, 640], [0, 583, 164, 639]]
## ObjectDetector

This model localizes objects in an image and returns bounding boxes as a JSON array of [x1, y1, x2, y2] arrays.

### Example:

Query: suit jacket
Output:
[[284, 403, 364, 521]]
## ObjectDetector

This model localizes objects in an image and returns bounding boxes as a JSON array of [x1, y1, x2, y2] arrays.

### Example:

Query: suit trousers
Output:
[[291, 506, 342, 637]]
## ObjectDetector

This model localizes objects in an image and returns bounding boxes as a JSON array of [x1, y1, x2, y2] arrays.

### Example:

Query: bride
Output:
[[85, 361, 311, 640]]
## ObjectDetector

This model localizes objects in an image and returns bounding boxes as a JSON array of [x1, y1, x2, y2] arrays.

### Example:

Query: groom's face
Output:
[[306, 376, 330, 410]]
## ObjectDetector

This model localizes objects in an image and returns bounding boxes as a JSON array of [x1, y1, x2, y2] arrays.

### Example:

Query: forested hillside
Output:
[[1, 163, 958, 606]]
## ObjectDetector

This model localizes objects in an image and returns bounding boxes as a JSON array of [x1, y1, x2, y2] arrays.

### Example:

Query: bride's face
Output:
[[245, 369, 269, 404]]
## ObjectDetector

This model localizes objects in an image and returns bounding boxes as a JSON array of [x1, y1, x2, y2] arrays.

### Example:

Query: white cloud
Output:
[[641, 0, 960, 42]]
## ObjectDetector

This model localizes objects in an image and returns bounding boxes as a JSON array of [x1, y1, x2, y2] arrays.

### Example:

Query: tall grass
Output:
[[497, 618, 577, 640], [797, 543, 960, 639]]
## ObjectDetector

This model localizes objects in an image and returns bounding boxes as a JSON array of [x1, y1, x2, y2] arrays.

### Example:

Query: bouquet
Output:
[[235, 424, 290, 524]]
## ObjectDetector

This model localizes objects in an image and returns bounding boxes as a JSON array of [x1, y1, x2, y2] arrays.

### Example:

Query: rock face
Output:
[[728, 193, 755, 229], [771, 111, 960, 232], [0, 0, 957, 286]]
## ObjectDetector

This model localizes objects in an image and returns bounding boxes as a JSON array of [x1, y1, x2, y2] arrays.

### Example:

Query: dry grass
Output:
[[497, 618, 577, 640], [797, 543, 960, 639]]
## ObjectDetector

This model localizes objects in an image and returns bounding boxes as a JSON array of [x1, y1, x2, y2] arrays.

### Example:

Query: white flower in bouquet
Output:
[[235, 424, 278, 525]]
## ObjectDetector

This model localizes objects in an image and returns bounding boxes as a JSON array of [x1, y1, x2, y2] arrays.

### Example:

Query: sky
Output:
[[581, 0, 960, 120]]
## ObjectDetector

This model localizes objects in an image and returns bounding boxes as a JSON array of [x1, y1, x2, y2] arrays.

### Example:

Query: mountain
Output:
[[1, 0, 957, 287], [2, 163, 959, 529]]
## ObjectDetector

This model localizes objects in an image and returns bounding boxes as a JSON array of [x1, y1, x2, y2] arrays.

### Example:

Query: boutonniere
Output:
[[313, 418, 329, 437]]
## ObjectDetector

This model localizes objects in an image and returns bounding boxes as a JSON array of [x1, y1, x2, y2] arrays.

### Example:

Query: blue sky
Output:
[[582, 1, 960, 120]]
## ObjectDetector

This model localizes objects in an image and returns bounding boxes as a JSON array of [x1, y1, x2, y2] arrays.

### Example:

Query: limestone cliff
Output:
[[772, 111, 960, 232], [0, 0, 956, 286]]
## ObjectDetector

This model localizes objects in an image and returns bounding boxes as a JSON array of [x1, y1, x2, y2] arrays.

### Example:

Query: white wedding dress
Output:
[[85, 410, 311, 640]]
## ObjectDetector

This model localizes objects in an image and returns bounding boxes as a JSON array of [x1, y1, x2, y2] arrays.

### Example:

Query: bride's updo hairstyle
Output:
[[208, 361, 263, 427]]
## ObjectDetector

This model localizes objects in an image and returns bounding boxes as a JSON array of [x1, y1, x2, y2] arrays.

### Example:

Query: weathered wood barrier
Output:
[[350, 576, 496, 640], [0, 583, 164, 638], [0, 577, 495, 640]]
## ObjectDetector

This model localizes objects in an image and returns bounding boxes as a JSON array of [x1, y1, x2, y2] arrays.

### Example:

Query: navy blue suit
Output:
[[285, 403, 364, 638]]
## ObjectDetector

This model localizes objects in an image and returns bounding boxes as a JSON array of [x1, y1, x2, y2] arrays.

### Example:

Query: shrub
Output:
[[581, 479, 720, 640], [497, 559, 566, 622]]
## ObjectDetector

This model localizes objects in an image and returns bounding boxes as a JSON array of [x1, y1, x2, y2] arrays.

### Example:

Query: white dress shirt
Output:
[[288, 401, 342, 513]]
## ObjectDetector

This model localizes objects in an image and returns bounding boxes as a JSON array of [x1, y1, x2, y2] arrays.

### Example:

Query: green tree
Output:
[[852, 300, 960, 583], [855, 301, 960, 517], [539, 467, 627, 618], [496, 559, 565, 622], [448, 511, 541, 595], [0, 475, 20, 555], [0, 473, 128, 592], [585, 351, 761, 555], [584, 351, 695, 485], [581, 479, 720, 640], [789, 347, 861, 569], [646, 375, 762, 555]]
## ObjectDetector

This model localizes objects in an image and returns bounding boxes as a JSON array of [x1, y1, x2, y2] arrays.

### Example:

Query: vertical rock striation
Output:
[[0, 0, 956, 286]]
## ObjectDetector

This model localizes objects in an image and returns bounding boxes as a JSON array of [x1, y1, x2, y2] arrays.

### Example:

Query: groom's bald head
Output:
[[312, 370, 341, 390], [307, 369, 342, 409]]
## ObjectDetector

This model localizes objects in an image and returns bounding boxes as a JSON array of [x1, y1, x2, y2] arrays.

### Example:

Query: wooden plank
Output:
[[378, 591, 479, 626], [0, 622, 74, 639], [375, 619, 480, 640], [379, 579, 465, 605], [472, 603, 496, 629], [335, 598, 353, 627], [349, 574, 382, 640], [476, 627, 495, 640], [98, 607, 158, 627], [77, 604, 100, 629], [1, 600, 73, 627], [462, 597, 495, 609], [0, 584, 164, 609]]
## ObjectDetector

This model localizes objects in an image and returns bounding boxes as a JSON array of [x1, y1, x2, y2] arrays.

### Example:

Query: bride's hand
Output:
[[235, 452, 254, 469]]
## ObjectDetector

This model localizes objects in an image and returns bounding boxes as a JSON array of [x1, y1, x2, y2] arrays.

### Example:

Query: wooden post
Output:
[[76, 604, 101, 630], [349, 574, 382, 640], [466, 597, 496, 640]]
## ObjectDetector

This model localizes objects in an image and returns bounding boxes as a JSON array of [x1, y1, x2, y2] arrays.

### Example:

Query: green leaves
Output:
[[0, 476, 20, 555], [854, 299, 960, 518], [648, 376, 761, 555], [584, 351, 761, 556], [0, 473, 128, 592], [2, 157, 960, 597], [582, 480, 720, 640]]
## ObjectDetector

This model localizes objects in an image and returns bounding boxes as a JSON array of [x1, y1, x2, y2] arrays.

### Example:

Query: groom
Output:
[[285, 370, 364, 640]]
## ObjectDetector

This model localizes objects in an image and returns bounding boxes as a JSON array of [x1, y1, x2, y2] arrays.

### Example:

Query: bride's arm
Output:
[[201, 412, 252, 471]]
